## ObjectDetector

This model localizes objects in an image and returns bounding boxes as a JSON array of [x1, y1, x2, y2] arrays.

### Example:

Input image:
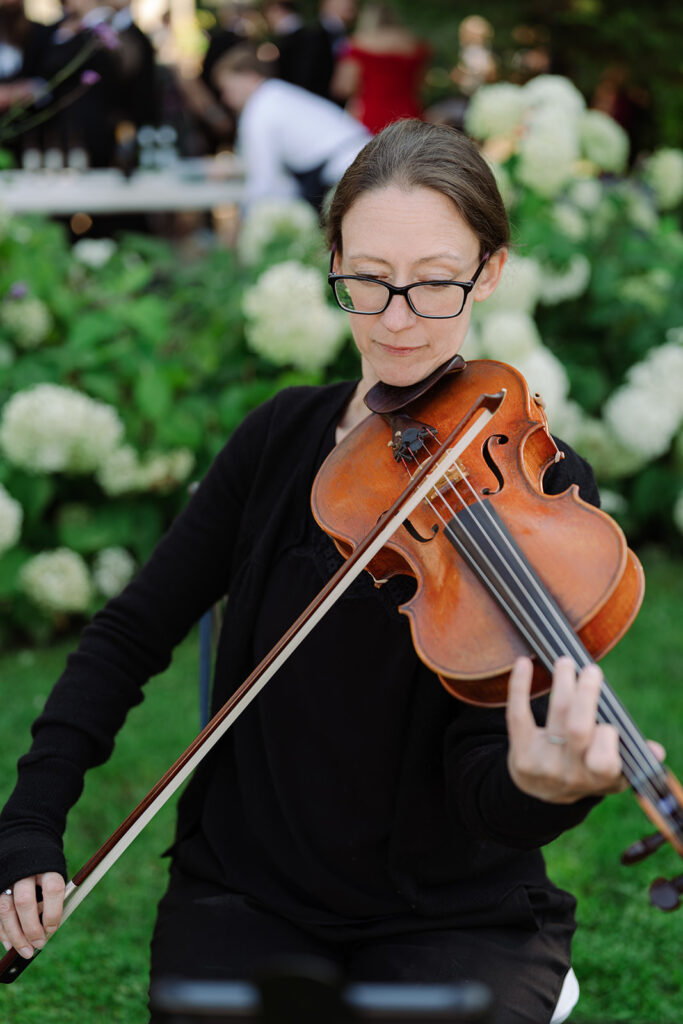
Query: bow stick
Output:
[[0, 390, 504, 982]]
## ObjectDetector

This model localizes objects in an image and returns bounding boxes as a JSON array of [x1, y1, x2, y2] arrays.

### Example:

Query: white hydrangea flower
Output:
[[642, 148, 683, 210], [140, 448, 195, 493], [478, 309, 543, 362], [617, 270, 673, 314], [547, 398, 585, 447], [567, 178, 604, 212], [569, 415, 646, 480], [522, 75, 586, 121], [538, 254, 591, 306], [480, 254, 542, 315], [578, 109, 629, 173], [615, 181, 658, 233], [72, 238, 117, 268], [1, 296, 53, 349], [674, 489, 683, 535], [625, 338, 683, 414], [552, 202, 587, 242], [0, 384, 124, 474], [0, 482, 23, 556], [92, 546, 136, 597], [238, 198, 320, 265], [242, 260, 347, 371], [604, 382, 680, 461], [94, 444, 140, 495], [516, 110, 580, 197], [464, 82, 526, 140], [96, 444, 194, 496], [20, 547, 93, 614], [513, 346, 570, 419]]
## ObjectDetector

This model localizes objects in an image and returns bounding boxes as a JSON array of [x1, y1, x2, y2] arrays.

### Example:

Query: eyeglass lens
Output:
[[334, 279, 468, 317]]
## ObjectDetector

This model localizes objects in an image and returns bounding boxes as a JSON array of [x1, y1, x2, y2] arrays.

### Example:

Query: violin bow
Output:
[[0, 391, 504, 983]]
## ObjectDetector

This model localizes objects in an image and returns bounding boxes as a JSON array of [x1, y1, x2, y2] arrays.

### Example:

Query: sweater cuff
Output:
[[0, 831, 67, 893], [481, 765, 601, 848]]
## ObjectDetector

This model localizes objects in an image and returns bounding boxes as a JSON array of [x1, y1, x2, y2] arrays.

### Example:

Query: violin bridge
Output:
[[427, 459, 468, 502]]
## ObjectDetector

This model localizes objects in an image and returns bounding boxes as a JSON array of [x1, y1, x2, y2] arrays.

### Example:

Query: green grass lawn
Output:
[[0, 546, 681, 1023]]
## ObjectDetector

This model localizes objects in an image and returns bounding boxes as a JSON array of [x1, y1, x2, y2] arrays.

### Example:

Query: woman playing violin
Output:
[[0, 120, 662, 1023]]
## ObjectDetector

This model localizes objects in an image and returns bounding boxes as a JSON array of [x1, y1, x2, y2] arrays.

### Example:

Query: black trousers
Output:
[[149, 869, 574, 1024]]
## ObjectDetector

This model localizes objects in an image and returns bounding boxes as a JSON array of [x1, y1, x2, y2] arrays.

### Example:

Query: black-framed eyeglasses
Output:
[[328, 252, 489, 319]]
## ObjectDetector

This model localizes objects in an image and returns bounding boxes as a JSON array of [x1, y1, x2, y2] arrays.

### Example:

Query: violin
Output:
[[312, 356, 683, 905], [1, 356, 680, 984]]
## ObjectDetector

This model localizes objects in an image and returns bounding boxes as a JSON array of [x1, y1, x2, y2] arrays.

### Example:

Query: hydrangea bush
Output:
[[0, 200, 353, 643], [463, 74, 683, 549], [1, 90, 682, 642]]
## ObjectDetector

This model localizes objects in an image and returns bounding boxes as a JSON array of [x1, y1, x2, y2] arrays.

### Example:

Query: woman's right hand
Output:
[[0, 873, 66, 959]]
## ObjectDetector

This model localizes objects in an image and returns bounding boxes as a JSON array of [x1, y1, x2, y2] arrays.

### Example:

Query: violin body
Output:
[[312, 359, 645, 705]]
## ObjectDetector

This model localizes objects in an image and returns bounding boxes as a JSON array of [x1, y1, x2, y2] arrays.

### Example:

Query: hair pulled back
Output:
[[325, 119, 509, 259]]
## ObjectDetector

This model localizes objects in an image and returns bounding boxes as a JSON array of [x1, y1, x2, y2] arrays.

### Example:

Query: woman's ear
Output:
[[473, 248, 508, 302]]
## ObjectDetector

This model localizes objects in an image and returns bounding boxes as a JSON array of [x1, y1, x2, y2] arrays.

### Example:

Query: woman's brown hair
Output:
[[325, 119, 509, 259]]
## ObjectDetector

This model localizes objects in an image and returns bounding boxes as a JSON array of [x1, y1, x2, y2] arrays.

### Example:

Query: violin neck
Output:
[[446, 500, 683, 855]]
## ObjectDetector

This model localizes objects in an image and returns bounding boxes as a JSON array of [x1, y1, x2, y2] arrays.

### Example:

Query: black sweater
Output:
[[0, 377, 602, 932]]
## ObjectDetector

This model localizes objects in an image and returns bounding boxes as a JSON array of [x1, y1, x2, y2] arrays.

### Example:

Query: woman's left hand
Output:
[[505, 656, 665, 803]]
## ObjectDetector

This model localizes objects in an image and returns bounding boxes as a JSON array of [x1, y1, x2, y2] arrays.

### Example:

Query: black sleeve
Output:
[[0, 399, 275, 890], [443, 437, 601, 849]]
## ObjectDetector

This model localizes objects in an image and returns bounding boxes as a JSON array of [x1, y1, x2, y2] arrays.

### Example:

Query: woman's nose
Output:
[[379, 292, 416, 331]]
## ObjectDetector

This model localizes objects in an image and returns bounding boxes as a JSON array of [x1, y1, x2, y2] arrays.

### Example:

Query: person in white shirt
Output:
[[213, 42, 370, 210]]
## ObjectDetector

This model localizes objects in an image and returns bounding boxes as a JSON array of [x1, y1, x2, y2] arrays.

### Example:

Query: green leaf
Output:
[[56, 503, 131, 554], [5, 473, 55, 525], [0, 547, 31, 598], [133, 362, 173, 420]]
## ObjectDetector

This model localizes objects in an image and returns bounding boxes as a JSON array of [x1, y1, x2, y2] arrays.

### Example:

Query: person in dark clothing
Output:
[[0, 0, 52, 158], [263, 0, 341, 99], [108, 0, 159, 130], [29, 0, 122, 167], [0, 0, 51, 92], [0, 120, 660, 1023]]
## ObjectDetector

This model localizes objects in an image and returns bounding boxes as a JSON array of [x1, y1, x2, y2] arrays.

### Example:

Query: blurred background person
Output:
[[508, 23, 550, 85], [262, 0, 347, 100], [108, 0, 159, 131], [591, 61, 653, 163], [426, 14, 497, 132], [318, 0, 356, 63], [23, 0, 121, 167], [0, 0, 51, 121], [213, 41, 370, 209], [201, 0, 263, 91], [450, 15, 497, 98], [330, 2, 430, 135]]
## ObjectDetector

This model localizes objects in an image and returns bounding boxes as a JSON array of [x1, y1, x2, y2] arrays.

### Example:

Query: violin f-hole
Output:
[[402, 518, 439, 544], [481, 434, 509, 495]]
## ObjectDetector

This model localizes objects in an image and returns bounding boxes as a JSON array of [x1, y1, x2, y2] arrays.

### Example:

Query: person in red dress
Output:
[[330, 2, 430, 134]]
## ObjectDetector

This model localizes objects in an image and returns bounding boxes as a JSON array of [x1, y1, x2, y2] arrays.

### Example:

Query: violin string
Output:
[[434, 455, 663, 775], [409, 450, 669, 817], [399, 442, 673, 819], [420, 442, 679, 827], [419, 445, 673, 816], [432, 455, 671, 801], [432, 474, 666, 805]]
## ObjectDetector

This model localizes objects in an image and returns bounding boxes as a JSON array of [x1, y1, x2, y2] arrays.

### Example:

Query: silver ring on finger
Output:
[[2, 889, 12, 897], [546, 734, 567, 745]]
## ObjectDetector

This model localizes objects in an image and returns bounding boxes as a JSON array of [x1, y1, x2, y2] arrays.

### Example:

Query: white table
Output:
[[0, 157, 245, 215]]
